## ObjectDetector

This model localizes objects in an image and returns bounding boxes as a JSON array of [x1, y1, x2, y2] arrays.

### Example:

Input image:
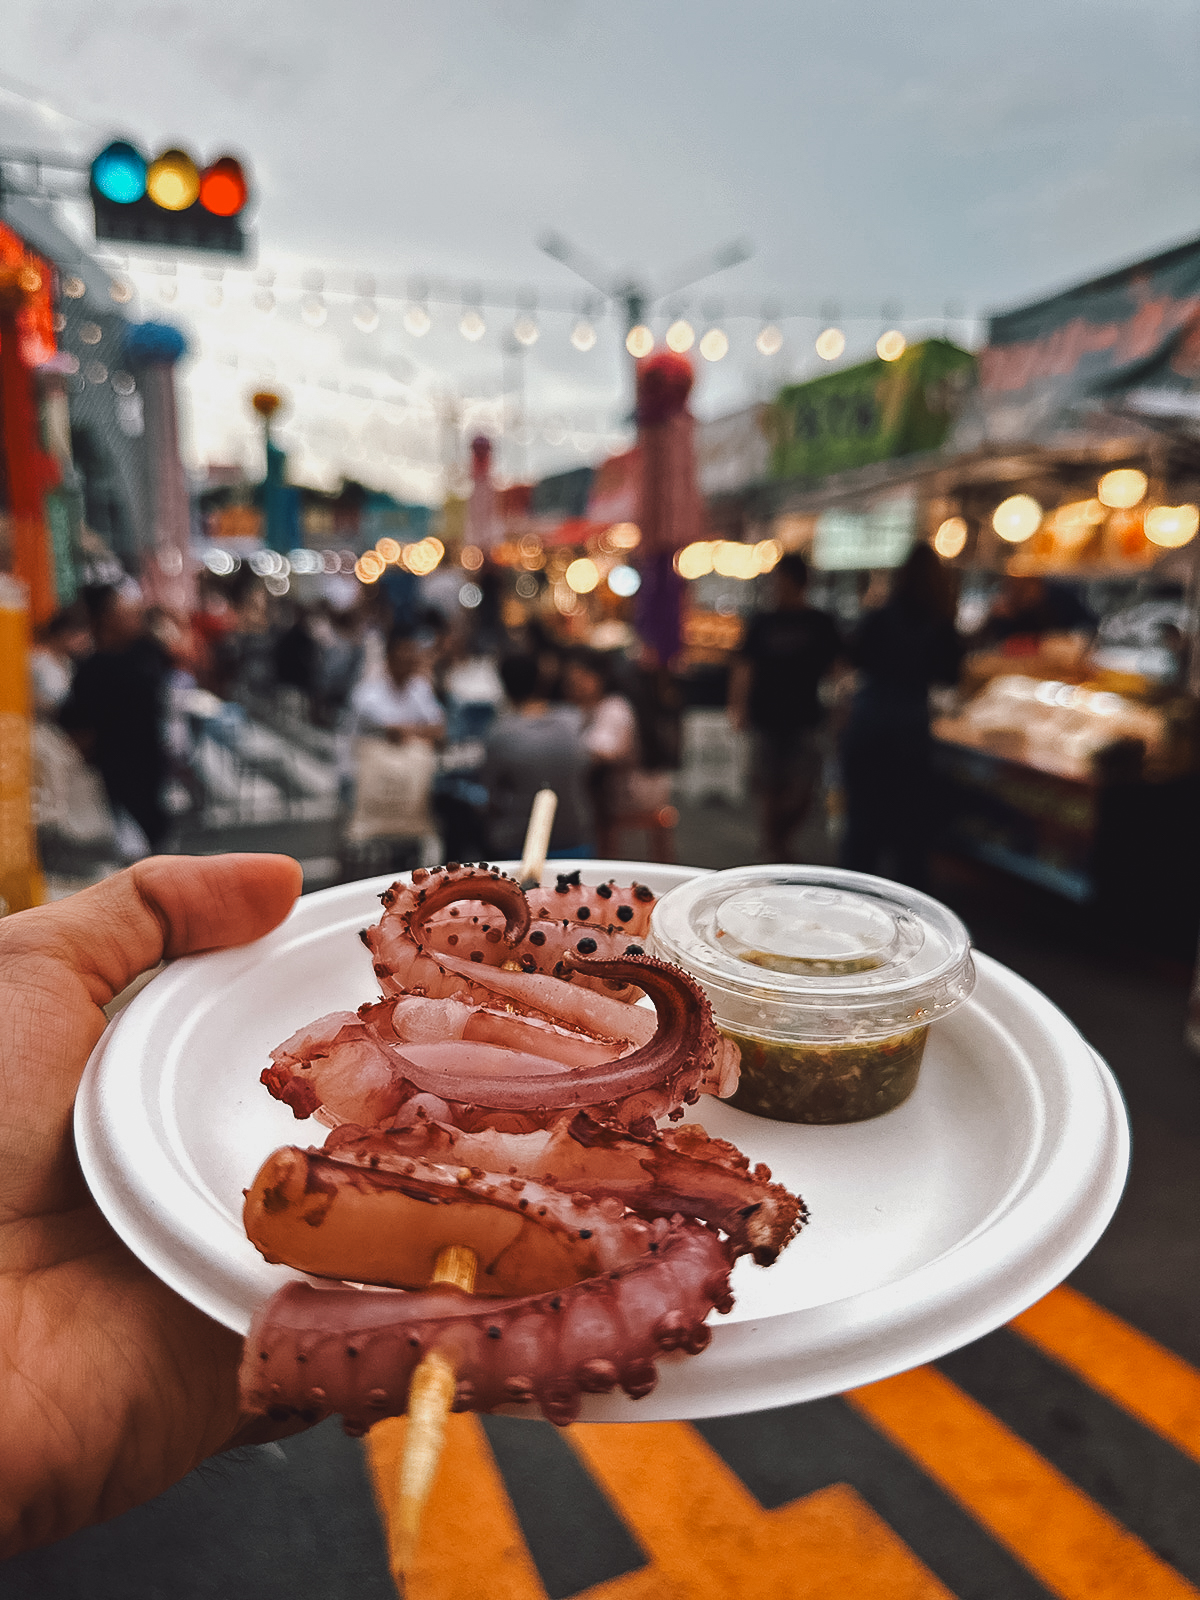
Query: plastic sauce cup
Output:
[[649, 866, 976, 1124]]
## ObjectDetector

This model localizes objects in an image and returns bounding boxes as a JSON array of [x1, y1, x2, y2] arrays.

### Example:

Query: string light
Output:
[[460, 309, 486, 341], [815, 327, 845, 360], [626, 325, 654, 357], [570, 318, 597, 351], [254, 288, 275, 314], [301, 295, 327, 327], [756, 324, 783, 355], [355, 551, 386, 582], [876, 330, 906, 362], [513, 314, 539, 346], [607, 565, 641, 596], [404, 304, 431, 336], [353, 300, 380, 332], [699, 328, 729, 361], [933, 517, 968, 558], [666, 319, 695, 353], [460, 545, 484, 571]]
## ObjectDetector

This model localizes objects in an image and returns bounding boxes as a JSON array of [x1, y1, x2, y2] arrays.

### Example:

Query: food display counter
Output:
[[932, 674, 1200, 949]]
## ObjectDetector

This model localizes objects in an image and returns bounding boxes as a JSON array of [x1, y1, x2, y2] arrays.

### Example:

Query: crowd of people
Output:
[[29, 545, 1102, 890]]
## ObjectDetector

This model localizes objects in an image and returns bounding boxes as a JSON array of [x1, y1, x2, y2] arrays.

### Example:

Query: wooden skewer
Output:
[[394, 794, 558, 1592], [394, 1243, 478, 1591], [517, 787, 558, 890]]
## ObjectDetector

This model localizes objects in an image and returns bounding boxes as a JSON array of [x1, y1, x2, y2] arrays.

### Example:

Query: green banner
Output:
[[768, 338, 975, 481]]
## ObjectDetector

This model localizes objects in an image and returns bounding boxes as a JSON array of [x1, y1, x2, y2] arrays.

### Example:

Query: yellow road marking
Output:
[[570, 1419, 954, 1600], [848, 1365, 1200, 1600], [367, 1414, 547, 1600], [1013, 1286, 1200, 1464]]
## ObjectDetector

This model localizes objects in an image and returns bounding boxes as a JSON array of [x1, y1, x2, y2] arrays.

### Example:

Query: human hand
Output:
[[0, 853, 302, 1556]]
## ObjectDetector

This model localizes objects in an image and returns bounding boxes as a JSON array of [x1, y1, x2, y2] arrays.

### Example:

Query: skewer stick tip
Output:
[[518, 787, 558, 890]]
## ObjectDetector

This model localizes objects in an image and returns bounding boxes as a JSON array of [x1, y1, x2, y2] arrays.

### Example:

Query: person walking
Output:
[[60, 583, 172, 855], [839, 542, 963, 889], [728, 553, 841, 861]]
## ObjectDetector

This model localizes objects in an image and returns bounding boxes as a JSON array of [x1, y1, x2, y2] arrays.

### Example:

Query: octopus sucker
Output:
[[242, 864, 806, 1434], [240, 1219, 733, 1429]]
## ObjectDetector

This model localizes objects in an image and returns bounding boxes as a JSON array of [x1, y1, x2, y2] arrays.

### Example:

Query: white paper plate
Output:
[[75, 861, 1129, 1421]]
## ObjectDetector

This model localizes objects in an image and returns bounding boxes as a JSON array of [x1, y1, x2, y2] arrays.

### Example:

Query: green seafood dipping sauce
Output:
[[649, 867, 976, 1128], [725, 1024, 929, 1124]]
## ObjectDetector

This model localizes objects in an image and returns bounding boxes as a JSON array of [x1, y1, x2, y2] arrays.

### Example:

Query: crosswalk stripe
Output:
[[848, 1365, 1200, 1600], [568, 1419, 955, 1599], [1012, 1286, 1200, 1464]]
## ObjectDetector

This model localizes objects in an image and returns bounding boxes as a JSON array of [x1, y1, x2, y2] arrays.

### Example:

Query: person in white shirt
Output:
[[345, 631, 445, 869]]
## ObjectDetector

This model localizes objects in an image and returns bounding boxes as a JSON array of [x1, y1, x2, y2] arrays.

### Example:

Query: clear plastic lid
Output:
[[649, 866, 976, 1042]]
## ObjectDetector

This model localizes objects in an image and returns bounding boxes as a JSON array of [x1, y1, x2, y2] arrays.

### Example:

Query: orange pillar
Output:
[[0, 268, 57, 627], [0, 574, 43, 912]]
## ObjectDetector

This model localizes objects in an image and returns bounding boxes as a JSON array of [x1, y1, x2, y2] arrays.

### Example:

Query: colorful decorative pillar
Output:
[[125, 320, 193, 613], [0, 574, 43, 911], [634, 350, 701, 664], [252, 389, 298, 555], [0, 263, 58, 627]]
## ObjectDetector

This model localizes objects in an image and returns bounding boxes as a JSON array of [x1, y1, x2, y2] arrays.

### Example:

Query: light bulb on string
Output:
[[513, 314, 539, 346], [756, 323, 783, 356], [666, 319, 694, 353], [815, 327, 845, 361], [566, 318, 596, 353], [993, 495, 1042, 543], [699, 328, 728, 361], [301, 294, 327, 327], [353, 300, 380, 332], [404, 304, 431, 336], [460, 309, 486, 342], [876, 329, 906, 362], [933, 517, 968, 559], [626, 324, 654, 357]]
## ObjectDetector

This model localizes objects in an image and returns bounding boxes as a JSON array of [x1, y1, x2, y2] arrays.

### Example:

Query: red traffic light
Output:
[[199, 157, 248, 218]]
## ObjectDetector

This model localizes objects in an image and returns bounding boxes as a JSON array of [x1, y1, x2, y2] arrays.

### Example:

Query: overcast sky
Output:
[[2, 0, 1198, 500]]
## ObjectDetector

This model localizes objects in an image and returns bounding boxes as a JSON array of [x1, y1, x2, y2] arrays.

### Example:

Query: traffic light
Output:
[[90, 141, 251, 255]]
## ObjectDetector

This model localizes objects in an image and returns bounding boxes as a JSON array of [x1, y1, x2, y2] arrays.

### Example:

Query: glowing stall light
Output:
[[146, 149, 200, 211], [203, 548, 236, 576], [405, 537, 445, 575], [1144, 504, 1200, 548], [666, 319, 695, 353], [404, 304, 431, 336], [460, 544, 484, 571], [992, 494, 1042, 543], [626, 325, 654, 358], [198, 156, 248, 217], [513, 314, 539, 346], [607, 564, 641, 597], [288, 549, 323, 574], [755, 324, 783, 356], [355, 551, 386, 583], [570, 319, 597, 352], [754, 538, 783, 573], [712, 540, 758, 579], [674, 541, 716, 579], [1097, 468, 1148, 509], [699, 328, 729, 362], [876, 330, 906, 362], [375, 537, 402, 563], [92, 141, 147, 204], [460, 310, 486, 342], [565, 557, 601, 594], [815, 327, 845, 361], [933, 517, 968, 558], [606, 522, 641, 551]]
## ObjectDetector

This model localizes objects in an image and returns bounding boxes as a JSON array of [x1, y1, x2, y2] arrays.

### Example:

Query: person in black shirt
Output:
[[61, 584, 171, 853], [729, 553, 841, 860], [839, 542, 963, 888]]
